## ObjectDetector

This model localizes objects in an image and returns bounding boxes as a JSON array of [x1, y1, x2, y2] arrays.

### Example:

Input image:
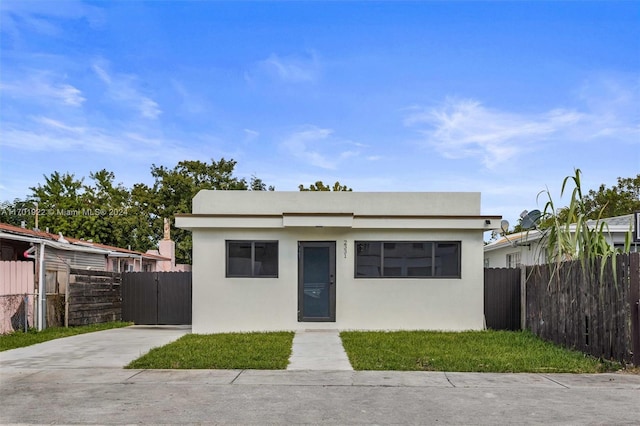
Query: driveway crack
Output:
[[230, 369, 244, 384], [444, 372, 456, 388], [125, 369, 146, 382], [540, 374, 570, 389]]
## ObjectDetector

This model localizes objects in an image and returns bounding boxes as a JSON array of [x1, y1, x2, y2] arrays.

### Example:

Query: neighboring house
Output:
[[176, 191, 501, 333], [0, 222, 174, 272], [483, 213, 639, 268], [0, 221, 188, 332]]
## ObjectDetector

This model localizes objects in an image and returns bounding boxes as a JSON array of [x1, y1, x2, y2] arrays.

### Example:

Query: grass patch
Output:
[[340, 330, 620, 373], [0, 322, 132, 352], [126, 332, 294, 369]]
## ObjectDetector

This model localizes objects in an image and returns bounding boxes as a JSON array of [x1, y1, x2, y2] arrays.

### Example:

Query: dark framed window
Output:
[[226, 241, 278, 278], [355, 241, 461, 278]]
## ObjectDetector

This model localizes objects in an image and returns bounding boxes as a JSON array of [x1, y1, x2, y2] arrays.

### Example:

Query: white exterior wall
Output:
[[191, 227, 485, 333], [180, 191, 497, 333], [484, 241, 544, 268], [192, 191, 482, 216]]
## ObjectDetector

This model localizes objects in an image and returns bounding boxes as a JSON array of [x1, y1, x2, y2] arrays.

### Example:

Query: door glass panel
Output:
[[303, 246, 330, 318]]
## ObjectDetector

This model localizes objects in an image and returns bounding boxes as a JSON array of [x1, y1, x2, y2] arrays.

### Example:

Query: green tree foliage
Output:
[[551, 174, 640, 224], [25, 170, 136, 248], [1, 158, 271, 265], [583, 174, 640, 218], [0, 198, 38, 228], [250, 175, 275, 191], [298, 181, 352, 191], [144, 158, 250, 263], [510, 173, 640, 234], [30, 171, 86, 238]]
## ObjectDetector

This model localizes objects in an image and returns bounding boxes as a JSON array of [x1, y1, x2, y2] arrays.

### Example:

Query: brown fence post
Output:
[[630, 252, 640, 367], [520, 265, 526, 330]]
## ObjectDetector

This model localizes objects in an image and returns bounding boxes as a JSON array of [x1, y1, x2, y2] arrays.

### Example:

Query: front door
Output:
[[298, 242, 336, 322]]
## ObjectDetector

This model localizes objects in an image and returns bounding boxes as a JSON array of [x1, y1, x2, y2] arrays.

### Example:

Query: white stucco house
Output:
[[176, 191, 501, 333], [483, 213, 639, 268]]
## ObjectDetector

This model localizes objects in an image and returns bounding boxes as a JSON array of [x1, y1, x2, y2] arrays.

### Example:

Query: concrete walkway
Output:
[[287, 329, 353, 370]]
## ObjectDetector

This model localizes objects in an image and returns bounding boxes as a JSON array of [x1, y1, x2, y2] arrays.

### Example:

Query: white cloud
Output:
[[243, 129, 260, 141], [36, 116, 85, 133], [0, 0, 105, 38], [280, 126, 364, 169], [406, 76, 640, 169], [0, 116, 185, 160], [575, 76, 640, 143], [171, 80, 208, 115], [256, 51, 321, 83], [404, 98, 586, 168], [282, 127, 335, 169], [92, 61, 162, 120], [0, 74, 85, 106]]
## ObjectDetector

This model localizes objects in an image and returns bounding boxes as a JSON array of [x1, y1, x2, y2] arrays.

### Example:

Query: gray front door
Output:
[[298, 242, 336, 322]]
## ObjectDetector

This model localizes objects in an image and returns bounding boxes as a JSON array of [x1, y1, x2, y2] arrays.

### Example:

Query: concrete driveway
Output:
[[1, 325, 640, 424], [0, 325, 190, 369]]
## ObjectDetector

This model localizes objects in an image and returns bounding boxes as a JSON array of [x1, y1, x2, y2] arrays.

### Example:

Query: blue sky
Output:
[[1, 1, 639, 228]]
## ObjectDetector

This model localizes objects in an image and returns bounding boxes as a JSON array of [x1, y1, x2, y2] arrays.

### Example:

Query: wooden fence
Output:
[[0, 261, 35, 334], [526, 252, 640, 366], [67, 269, 122, 326]]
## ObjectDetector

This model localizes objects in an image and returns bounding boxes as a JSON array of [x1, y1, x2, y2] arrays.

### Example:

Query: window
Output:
[[506, 252, 521, 268], [226, 241, 278, 277], [355, 241, 461, 278]]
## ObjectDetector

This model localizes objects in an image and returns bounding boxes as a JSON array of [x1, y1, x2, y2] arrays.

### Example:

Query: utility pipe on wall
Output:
[[37, 242, 45, 331], [23, 246, 38, 332]]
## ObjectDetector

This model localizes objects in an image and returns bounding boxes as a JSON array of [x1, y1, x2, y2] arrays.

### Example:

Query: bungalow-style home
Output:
[[483, 213, 639, 268], [0, 221, 189, 333], [0, 222, 175, 273], [176, 191, 502, 333]]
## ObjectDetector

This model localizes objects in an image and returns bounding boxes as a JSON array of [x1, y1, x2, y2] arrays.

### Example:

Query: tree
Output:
[[145, 158, 254, 264], [298, 181, 352, 191], [582, 174, 640, 219], [30, 172, 87, 238], [250, 175, 275, 191], [3, 158, 272, 264], [27, 170, 136, 248], [509, 173, 640, 234], [0, 198, 38, 229], [81, 169, 136, 249]]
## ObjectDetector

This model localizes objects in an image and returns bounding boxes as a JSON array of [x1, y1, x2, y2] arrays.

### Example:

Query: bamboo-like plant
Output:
[[537, 169, 629, 284]]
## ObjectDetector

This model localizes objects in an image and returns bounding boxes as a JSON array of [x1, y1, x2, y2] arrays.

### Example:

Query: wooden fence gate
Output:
[[121, 272, 192, 325], [484, 267, 522, 331]]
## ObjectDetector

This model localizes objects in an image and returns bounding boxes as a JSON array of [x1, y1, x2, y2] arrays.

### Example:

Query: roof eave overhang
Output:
[[175, 214, 503, 231]]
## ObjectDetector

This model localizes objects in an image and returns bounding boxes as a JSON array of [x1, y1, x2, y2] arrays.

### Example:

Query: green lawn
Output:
[[340, 330, 620, 373], [126, 332, 294, 369], [0, 322, 132, 352]]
